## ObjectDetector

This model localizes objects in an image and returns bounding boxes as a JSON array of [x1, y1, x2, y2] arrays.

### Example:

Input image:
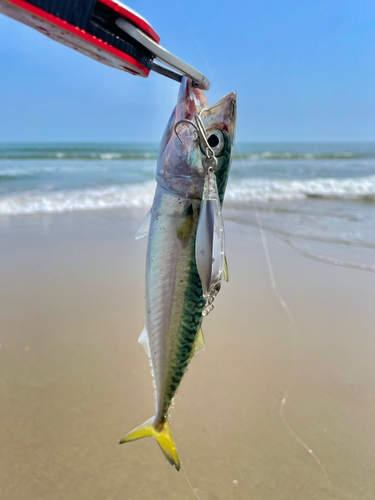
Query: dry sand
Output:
[[0, 208, 374, 500]]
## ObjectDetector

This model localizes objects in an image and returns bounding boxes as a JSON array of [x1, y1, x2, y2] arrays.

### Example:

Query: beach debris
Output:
[[120, 77, 237, 470]]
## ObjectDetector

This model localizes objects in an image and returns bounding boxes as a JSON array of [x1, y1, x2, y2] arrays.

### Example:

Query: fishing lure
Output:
[[186, 114, 228, 316]]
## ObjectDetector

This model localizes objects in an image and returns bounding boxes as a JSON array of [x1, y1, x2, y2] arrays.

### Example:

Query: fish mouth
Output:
[[199, 91, 237, 134], [174, 77, 237, 146], [207, 91, 237, 107], [201, 91, 237, 116], [177, 77, 237, 123]]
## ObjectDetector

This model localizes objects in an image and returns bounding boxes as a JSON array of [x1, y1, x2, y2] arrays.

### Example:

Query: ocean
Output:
[[1, 142, 375, 271], [1, 143, 375, 499]]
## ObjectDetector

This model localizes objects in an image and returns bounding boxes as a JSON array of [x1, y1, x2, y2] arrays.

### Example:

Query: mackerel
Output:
[[120, 77, 237, 470]]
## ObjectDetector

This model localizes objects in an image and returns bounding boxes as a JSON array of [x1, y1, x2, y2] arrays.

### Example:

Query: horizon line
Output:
[[1, 140, 375, 145]]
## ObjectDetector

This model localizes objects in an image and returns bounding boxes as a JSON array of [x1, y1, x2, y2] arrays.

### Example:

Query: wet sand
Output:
[[0, 208, 374, 500]]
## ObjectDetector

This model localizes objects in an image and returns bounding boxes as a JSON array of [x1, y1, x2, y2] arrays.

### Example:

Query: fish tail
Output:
[[119, 417, 180, 471]]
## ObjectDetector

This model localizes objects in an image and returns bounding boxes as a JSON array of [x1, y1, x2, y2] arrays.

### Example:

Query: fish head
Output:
[[156, 77, 237, 201]]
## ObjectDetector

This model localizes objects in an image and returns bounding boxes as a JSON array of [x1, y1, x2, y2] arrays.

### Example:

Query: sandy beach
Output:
[[0, 206, 374, 500]]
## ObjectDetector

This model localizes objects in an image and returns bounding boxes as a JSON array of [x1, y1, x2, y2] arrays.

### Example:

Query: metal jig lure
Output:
[[174, 113, 227, 316]]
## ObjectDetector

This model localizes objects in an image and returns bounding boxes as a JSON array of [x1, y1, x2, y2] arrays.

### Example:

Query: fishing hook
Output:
[[174, 119, 198, 143], [174, 111, 215, 160]]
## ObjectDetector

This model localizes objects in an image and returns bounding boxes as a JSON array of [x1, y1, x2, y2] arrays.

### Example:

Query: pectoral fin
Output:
[[135, 210, 151, 240]]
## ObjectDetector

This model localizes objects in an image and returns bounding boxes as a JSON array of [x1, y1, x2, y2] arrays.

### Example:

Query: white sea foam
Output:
[[99, 153, 122, 160], [0, 176, 375, 216], [225, 175, 375, 203], [0, 182, 156, 216]]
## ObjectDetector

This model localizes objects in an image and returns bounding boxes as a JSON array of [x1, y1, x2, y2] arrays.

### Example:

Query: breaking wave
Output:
[[0, 182, 156, 216], [0, 176, 375, 216], [0, 152, 159, 161], [225, 175, 375, 203]]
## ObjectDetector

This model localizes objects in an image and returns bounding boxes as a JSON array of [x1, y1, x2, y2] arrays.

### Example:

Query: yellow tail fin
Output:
[[119, 417, 180, 471]]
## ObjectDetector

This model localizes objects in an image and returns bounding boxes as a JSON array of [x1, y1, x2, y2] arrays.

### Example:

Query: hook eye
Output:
[[174, 115, 218, 162]]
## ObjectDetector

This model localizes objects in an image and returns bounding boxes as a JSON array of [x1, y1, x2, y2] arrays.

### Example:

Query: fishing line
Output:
[[172, 5, 330, 492], [171, 11, 222, 499], [236, 142, 331, 484], [182, 464, 203, 500], [225, 120, 331, 483], [175, 4, 220, 93], [278, 386, 329, 480], [253, 202, 297, 332]]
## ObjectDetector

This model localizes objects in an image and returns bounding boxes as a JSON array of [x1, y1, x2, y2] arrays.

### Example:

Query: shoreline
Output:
[[0, 208, 374, 499]]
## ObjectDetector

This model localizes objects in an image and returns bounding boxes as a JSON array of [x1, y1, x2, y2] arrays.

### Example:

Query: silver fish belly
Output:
[[146, 186, 204, 422]]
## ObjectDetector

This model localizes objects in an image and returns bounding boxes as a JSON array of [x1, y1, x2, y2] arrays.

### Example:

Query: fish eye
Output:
[[206, 129, 224, 155]]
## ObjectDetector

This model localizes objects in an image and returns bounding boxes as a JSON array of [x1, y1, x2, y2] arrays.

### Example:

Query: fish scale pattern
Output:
[[163, 244, 205, 414], [146, 129, 234, 422], [157, 137, 234, 415]]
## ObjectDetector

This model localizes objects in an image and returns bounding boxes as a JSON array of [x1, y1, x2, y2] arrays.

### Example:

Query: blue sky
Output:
[[0, 0, 374, 142]]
